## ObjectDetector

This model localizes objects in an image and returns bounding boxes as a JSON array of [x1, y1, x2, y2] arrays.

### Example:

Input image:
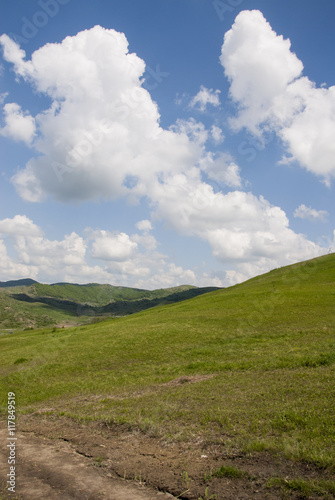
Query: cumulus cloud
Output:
[[148, 172, 326, 283], [0, 34, 28, 77], [135, 220, 153, 232], [278, 80, 335, 184], [0, 239, 38, 281], [16, 231, 87, 270], [200, 152, 242, 188], [211, 125, 224, 145], [0, 102, 35, 145], [0, 25, 329, 286], [190, 85, 221, 112], [220, 10, 303, 134], [171, 118, 208, 145], [0, 28, 199, 202], [0, 93, 8, 104], [91, 231, 138, 261], [132, 233, 158, 251], [144, 263, 196, 289], [133, 220, 158, 250], [220, 10, 335, 183], [0, 215, 88, 281], [0, 215, 202, 288], [0, 214, 42, 236], [294, 204, 328, 221]]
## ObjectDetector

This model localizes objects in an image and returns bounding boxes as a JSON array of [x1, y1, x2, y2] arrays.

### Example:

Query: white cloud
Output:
[[220, 10, 303, 134], [133, 220, 157, 250], [0, 239, 38, 281], [171, 118, 208, 145], [220, 10, 335, 183], [0, 215, 42, 236], [91, 231, 138, 261], [134, 263, 197, 290], [148, 172, 326, 283], [0, 102, 35, 145], [0, 216, 89, 281], [0, 26, 330, 287], [15, 231, 87, 269], [132, 233, 158, 251], [0, 34, 29, 77], [0, 27, 199, 203], [135, 220, 152, 232], [278, 79, 335, 184], [200, 152, 242, 188], [190, 85, 221, 112], [211, 125, 224, 145], [0, 92, 8, 104], [0, 208, 327, 288], [294, 204, 328, 221], [0, 215, 202, 288]]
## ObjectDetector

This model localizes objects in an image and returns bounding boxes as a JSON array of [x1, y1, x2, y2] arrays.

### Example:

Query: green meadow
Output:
[[0, 254, 334, 478]]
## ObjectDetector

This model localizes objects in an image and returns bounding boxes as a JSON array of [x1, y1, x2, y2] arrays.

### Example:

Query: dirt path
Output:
[[0, 428, 175, 499]]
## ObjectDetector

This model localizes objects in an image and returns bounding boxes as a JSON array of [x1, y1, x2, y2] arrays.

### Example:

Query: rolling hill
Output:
[[0, 278, 38, 288], [0, 280, 219, 330], [0, 253, 334, 498]]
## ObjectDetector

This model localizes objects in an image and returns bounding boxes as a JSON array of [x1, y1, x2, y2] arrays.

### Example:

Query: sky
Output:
[[0, 0, 334, 289]]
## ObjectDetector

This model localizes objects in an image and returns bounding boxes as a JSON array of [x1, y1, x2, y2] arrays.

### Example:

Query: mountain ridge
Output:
[[0, 278, 38, 288]]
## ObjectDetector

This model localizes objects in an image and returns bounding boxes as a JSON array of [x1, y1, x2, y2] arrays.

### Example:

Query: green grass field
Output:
[[0, 254, 334, 490]]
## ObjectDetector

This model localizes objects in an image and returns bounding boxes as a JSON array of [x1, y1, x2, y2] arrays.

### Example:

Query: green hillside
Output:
[[0, 278, 38, 288], [0, 254, 334, 497], [33, 282, 196, 304], [0, 281, 218, 330]]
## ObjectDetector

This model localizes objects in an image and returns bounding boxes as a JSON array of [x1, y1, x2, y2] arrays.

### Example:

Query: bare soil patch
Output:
[[1, 414, 331, 499], [0, 425, 174, 499]]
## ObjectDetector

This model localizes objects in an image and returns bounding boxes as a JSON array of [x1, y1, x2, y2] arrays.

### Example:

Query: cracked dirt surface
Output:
[[0, 427, 175, 499], [1, 415, 333, 499]]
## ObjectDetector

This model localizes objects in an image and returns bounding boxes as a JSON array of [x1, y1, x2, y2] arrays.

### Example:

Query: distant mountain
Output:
[[0, 278, 38, 288], [51, 282, 101, 287]]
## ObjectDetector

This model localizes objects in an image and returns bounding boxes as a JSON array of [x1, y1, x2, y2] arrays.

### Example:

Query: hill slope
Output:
[[0, 254, 334, 498], [0, 281, 219, 330]]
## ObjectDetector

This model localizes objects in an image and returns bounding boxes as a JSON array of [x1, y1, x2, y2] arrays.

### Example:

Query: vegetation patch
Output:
[[267, 477, 335, 499], [205, 465, 248, 480], [13, 357, 28, 365]]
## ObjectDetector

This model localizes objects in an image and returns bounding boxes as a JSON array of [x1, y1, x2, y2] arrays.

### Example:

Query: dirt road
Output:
[[0, 428, 175, 499]]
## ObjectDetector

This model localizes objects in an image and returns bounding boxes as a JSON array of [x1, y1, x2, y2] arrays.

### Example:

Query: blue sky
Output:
[[0, 0, 334, 288]]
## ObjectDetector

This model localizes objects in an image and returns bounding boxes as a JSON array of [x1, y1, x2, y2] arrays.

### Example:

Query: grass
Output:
[[0, 480, 21, 500], [198, 488, 217, 500], [267, 477, 335, 499], [0, 254, 334, 474], [92, 455, 104, 467], [205, 465, 247, 480]]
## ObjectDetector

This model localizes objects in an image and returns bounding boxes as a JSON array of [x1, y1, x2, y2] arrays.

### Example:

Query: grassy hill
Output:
[[0, 281, 218, 330], [33, 282, 197, 303], [0, 253, 334, 497], [0, 278, 38, 288]]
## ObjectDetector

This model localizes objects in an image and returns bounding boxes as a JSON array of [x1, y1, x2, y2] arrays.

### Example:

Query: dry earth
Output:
[[0, 426, 175, 499], [1, 411, 332, 500]]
